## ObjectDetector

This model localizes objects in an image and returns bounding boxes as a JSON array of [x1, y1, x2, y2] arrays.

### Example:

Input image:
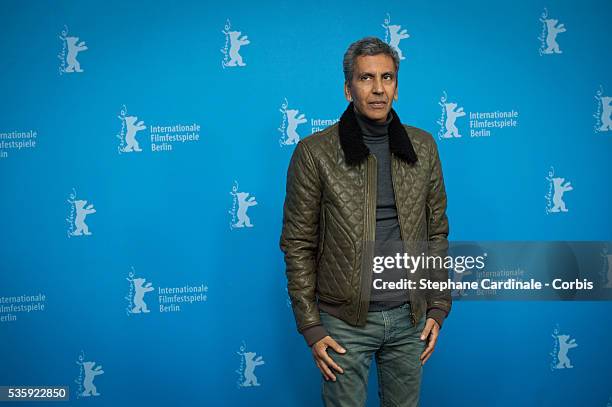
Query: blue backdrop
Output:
[[1, 0, 611, 406]]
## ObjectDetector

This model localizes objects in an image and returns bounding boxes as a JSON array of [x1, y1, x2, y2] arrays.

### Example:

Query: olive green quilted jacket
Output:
[[280, 103, 452, 346]]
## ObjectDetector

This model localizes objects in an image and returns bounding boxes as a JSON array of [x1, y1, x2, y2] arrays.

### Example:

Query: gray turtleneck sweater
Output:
[[353, 107, 411, 312]]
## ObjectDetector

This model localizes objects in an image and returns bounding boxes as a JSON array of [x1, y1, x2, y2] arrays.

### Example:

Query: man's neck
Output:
[[353, 105, 392, 137]]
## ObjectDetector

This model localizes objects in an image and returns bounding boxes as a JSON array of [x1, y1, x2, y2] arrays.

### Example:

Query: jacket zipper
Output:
[[356, 154, 377, 326], [390, 155, 417, 326]]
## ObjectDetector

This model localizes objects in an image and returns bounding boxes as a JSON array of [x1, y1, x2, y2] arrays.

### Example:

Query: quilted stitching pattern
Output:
[[280, 122, 451, 333]]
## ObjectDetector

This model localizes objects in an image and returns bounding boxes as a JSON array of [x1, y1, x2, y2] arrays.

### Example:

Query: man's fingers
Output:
[[420, 321, 433, 341], [422, 339, 435, 357], [316, 360, 332, 381], [314, 342, 344, 374], [420, 342, 434, 364], [312, 336, 346, 378], [319, 350, 344, 374], [419, 319, 440, 365], [317, 337, 345, 374], [326, 338, 347, 355], [316, 358, 336, 381]]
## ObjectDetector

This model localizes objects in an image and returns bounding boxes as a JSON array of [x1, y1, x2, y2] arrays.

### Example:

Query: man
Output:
[[280, 37, 451, 407]]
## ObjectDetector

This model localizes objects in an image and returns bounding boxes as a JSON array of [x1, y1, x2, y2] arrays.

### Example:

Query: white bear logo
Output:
[[241, 352, 265, 387], [550, 177, 573, 213], [451, 268, 473, 297], [65, 36, 88, 73], [554, 334, 578, 369], [71, 200, 96, 236], [387, 24, 410, 60], [598, 96, 612, 132], [122, 116, 146, 153], [539, 10, 566, 55], [131, 277, 154, 313], [81, 361, 104, 397], [282, 109, 307, 146], [225, 30, 250, 67], [233, 192, 257, 228], [442, 102, 466, 138]]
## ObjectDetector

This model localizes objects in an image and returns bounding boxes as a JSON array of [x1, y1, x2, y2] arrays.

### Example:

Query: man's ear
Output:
[[394, 84, 399, 101], [344, 81, 352, 102]]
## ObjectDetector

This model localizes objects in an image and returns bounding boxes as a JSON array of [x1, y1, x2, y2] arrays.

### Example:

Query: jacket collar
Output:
[[338, 102, 418, 166]]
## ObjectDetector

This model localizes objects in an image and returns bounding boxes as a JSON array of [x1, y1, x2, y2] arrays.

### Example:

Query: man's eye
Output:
[[361, 76, 370, 80]]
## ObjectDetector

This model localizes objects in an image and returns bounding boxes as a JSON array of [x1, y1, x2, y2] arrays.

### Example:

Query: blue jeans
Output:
[[319, 302, 426, 407]]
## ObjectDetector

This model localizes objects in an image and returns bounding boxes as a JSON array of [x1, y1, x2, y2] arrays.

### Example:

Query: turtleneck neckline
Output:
[[353, 105, 393, 138]]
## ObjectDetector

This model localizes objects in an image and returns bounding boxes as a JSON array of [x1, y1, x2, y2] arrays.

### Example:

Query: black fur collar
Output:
[[338, 102, 418, 166]]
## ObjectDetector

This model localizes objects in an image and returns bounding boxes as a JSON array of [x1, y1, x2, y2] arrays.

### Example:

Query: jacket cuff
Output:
[[301, 324, 329, 347], [426, 308, 448, 329]]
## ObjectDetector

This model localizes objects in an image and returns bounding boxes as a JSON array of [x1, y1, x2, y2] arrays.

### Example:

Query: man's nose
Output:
[[372, 77, 384, 94]]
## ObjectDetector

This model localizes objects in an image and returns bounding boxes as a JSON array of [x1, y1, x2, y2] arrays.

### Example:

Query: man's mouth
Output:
[[368, 101, 387, 109]]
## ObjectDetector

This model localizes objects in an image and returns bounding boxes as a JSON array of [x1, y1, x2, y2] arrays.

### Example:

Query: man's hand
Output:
[[419, 318, 440, 366], [311, 335, 346, 381]]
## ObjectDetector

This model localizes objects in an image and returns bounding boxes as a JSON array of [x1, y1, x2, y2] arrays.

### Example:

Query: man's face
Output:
[[344, 54, 398, 122]]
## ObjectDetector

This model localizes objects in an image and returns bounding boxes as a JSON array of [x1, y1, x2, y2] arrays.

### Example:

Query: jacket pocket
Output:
[[316, 207, 355, 302], [316, 205, 326, 264]]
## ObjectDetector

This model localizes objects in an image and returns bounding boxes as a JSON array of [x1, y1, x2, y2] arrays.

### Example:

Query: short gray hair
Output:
[[343, 37, 400, 87]]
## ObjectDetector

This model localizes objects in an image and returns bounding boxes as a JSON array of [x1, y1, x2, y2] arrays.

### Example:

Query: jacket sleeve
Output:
[[425, 137, 452, 328], [279, 140, 328, 345]]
